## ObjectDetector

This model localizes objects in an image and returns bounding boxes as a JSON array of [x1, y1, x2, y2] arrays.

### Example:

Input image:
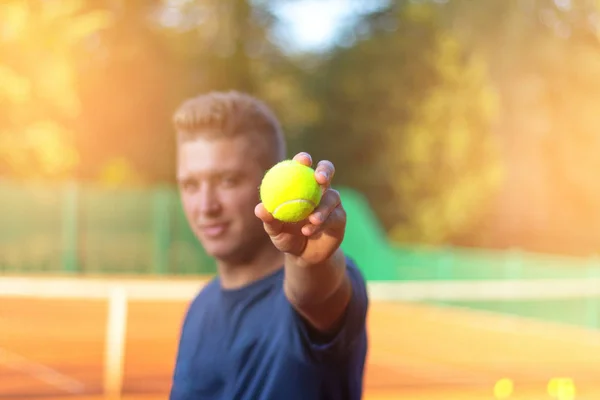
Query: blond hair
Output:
[[173, 90, 286, 166]]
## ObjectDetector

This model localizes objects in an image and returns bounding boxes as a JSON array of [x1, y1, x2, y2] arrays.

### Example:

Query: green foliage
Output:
[[74, 0, 173, 184], [75, 0, 298, 184], [0, 0, 111, 180], [431, 0, 600, 254], [305, 2, 502, 244], [7, 0, 600, 253]]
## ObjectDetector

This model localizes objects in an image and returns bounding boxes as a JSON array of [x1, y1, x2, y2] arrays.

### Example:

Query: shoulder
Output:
[[345, 256, 365, 280], [345, 256, 368, 301], [183, 277, 220, 319], [195, 276, 221, 301], [345, 255, 369, 318], [283, 255, 369, 362]]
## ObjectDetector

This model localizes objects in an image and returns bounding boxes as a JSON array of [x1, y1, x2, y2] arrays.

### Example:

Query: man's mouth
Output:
[[198, 223, 229, 238]]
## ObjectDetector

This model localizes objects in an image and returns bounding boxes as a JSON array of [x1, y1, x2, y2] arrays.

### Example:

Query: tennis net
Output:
[[1, 275, 599, 398]]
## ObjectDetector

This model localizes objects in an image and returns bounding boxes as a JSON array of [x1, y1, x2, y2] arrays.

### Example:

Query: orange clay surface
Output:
[[1, 296, 599, 399]]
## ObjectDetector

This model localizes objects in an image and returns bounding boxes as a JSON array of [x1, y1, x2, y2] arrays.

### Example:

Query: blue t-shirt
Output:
[[170, 258, 369, 400]]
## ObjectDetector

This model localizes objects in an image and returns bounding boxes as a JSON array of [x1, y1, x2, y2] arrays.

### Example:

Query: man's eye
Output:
[[221, 176, 239, 187], [181, 181, 198, 192]]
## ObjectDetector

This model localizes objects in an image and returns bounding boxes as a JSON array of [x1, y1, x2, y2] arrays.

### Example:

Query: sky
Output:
[[271, 0, 361, 52], [159, 0, 388, 53], [272, 0, 388, 52]]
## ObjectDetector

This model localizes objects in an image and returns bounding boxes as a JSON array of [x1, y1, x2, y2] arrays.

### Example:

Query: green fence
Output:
[[431, 296, 599, 330], [1, 180, 600, 280], [0, 181, 215, 275], [1, 180, 599, 330]]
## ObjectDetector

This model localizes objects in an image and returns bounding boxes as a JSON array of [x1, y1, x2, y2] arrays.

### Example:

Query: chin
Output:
[[201, 242, 232, 259], [198, 229, 269, 264], [199, 238, 236, 259], [208, 244, 260, 265]]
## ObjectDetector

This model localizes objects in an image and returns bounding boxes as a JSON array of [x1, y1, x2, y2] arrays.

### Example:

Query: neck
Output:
[[216, 241, 284, 290]]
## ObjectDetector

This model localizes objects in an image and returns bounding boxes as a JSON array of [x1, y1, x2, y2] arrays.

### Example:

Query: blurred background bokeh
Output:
[[1, 1, 600, 399]]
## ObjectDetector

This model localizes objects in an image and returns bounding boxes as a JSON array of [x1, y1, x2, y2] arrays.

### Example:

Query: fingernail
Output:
[[319, 171, 328, 179], [314, 212, 322, 222]]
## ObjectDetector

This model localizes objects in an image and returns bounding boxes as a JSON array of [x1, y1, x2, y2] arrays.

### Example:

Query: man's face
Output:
[[177, 134, 270, 264]]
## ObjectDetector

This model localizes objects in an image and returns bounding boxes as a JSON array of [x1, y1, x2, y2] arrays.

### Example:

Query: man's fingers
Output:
[[290, 153, 335, 191], [254, 203, 284, 236], [314, 160, 335, 189], [308, 189, 341, 225], [255, 202, 274, 222], [292, 152, 312, 167], [301, 205, 345, 237], [303, 189, 342, 236]]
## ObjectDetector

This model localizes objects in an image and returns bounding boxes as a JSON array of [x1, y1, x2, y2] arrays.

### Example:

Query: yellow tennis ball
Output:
[[494, 378, 514, 399], [260, 160, 322, 223]]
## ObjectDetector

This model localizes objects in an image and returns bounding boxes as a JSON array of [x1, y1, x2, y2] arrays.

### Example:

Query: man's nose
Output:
[[197, 184, 221, 216]]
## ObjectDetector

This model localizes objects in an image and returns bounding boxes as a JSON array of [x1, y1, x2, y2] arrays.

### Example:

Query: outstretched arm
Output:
[[255, 152, 354, 334], [284, 248, 351, 334]]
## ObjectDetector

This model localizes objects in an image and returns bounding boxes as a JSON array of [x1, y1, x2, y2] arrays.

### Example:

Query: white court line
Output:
[[372, 352, 502, 385], [0, 347, 86, 394], [391, 302, 600, 346]]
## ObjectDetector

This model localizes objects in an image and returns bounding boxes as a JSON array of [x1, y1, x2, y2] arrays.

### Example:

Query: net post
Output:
[[104, 286, 128, 398], [61, 181, 79, 273], [504, 247, 523, 280], [585, 264, 600, 330], [152, 187, 172, 274], [436, 247, 454, 280]]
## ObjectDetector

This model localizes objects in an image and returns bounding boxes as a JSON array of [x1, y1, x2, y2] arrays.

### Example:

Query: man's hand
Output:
[[255, 152, 350, 333], [254, 152, 346, 266]]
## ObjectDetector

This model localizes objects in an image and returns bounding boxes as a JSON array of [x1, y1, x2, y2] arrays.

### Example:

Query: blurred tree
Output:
[[303, 2, 502, 245], [0, 0, 111, 180], [74, 0, 173, 185], [98, 156, 143, 188], [162, 0, 318, 150], [432, 0, 600, 255], [74, 0, 312, 184]]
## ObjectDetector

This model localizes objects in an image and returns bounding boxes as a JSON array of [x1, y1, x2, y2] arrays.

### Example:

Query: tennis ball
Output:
[[493, 378, 514, 399], [260, 160, 322, 223]]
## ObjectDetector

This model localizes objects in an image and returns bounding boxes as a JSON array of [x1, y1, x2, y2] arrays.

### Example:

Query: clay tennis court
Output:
[[1, 285, 600, 400]]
